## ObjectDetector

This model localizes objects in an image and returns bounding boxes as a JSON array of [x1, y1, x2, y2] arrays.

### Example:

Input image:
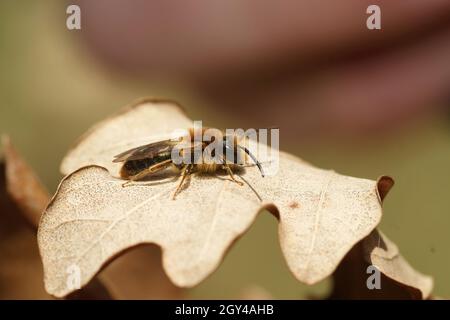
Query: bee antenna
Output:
[[237, 145, 265, 177]]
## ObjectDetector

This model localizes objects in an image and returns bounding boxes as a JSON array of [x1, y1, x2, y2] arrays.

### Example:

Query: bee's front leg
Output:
[[172, 164, 193, 199]]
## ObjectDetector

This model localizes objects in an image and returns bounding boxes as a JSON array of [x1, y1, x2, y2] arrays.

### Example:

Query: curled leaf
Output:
[[39, 99, 387, 297], [0, 137, 51, 299], [2, 135, 49, 227], [0, 161, 49, 299], [330, 229, 433, 299], [330, 175, 431, 300], [364, 229, 433, 299]]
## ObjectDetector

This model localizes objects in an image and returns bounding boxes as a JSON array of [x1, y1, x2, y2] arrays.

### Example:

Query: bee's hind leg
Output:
[[222, 162, 244, 186], [172, 164, 193, 199], [122, 159, 173, 187]]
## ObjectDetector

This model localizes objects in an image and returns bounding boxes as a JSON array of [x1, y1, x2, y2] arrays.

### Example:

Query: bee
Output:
[[113, 127, 265, 199]]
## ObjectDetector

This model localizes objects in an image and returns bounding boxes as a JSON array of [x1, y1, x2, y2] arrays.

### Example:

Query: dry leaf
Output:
[[0, 137, 51, 299], [1, 135, 181, 299], [0, 137, 111, 299], [0, 160, 49, 299], [2, 135, 49, 227], [39, 98, 388, 298], [329, 229, 433, 299], [60, 98, 189, 299], [364, 229, 433, 299], [329, 180, 433, 300]]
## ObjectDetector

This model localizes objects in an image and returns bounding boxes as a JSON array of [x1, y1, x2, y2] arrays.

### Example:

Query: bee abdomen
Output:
[[120, 159, 149, 178], [120, 153, 171, 178]]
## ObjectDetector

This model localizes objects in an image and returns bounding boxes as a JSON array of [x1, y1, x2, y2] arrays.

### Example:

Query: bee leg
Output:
[[222, 162, 244, 186], [122, 180, 133, 187], [172, 164, 192, 199], [122, 159, 173, 187]]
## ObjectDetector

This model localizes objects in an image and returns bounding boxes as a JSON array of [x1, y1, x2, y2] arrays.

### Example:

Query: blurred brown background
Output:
[[0, 0, 449, 298]]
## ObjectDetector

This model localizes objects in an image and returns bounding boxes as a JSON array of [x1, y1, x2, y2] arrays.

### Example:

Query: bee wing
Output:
[[113, 139, 204, 163], [113, 140, 179, 163]]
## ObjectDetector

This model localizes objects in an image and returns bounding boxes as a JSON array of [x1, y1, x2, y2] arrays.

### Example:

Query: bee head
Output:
[[223, 137, 265, 177]]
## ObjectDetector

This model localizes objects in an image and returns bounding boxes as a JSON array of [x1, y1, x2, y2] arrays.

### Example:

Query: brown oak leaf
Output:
[[38, 98, 431, 298]]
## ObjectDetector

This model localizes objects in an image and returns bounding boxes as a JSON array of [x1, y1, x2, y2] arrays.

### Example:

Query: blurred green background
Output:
[[0, 1, 449, 299]]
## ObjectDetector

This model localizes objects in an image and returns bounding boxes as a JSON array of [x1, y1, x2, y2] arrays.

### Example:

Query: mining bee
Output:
[[113, 127, 265, 199]]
